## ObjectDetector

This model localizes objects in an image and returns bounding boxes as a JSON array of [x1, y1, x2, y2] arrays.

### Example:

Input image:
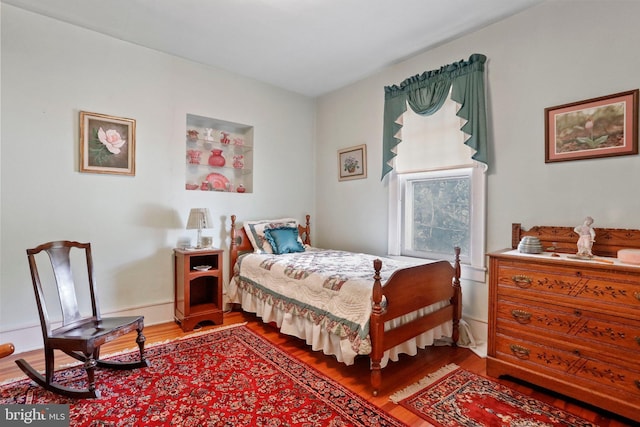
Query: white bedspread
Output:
[[228, 247, 452, 366]]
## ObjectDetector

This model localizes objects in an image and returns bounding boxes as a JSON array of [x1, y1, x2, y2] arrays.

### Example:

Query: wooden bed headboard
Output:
[[512, 222, 640, 258], [229, 214, 311, 273]]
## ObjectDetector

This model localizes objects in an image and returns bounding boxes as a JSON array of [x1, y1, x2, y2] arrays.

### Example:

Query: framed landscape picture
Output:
[[80, 111, 136, 175], [338, 144, 367, 181], [545, 89, 638, 163]]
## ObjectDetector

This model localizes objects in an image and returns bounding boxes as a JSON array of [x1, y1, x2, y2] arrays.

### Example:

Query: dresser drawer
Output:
[[494, 333, 640, 404], [496, 296, 640, 362], [496, 260, 640, 317]]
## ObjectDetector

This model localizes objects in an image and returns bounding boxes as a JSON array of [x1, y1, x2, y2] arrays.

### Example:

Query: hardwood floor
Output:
[[0, 311, 633, 426]]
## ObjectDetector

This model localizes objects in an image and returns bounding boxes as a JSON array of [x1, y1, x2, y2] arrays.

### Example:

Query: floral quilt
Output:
[[232, 247, 412, 355]]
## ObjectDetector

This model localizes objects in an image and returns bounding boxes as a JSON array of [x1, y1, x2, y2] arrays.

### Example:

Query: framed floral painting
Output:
[[338, 144, 367, 181], [545, 89, 638, 163], [80, 111, 136, 175]]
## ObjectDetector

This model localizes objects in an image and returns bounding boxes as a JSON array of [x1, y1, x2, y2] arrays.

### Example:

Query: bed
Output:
[[228, 214, 462, 395]]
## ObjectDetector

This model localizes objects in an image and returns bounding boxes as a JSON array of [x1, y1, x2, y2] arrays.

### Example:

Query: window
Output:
[[388, 97, 486, 282]]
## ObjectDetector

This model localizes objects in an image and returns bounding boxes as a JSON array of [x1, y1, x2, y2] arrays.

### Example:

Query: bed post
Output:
[[230, 215, 238, 276], [451, 246, 462, 346], [301, 214, 311, 245], [369, 258, 384, 396]]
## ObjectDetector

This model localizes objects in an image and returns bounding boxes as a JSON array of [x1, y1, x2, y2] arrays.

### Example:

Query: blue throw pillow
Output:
[[263, 227, 305, 254]]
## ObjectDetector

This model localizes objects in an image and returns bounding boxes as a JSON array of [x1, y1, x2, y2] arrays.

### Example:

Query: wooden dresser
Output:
[[487, 223, 640, 422]]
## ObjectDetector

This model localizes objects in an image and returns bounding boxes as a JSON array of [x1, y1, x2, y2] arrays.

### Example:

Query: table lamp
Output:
[[186, 208, 212, 248]]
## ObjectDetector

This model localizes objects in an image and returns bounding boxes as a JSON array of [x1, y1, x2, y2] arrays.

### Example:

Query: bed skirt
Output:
[[228, 279, 453, 367]]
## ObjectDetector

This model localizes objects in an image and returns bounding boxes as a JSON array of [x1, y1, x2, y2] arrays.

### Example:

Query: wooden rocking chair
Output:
[[15, 241, 150, 398]]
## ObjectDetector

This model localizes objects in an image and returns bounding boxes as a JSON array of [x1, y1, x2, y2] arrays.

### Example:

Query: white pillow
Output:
[[243, 218, 298, 253]]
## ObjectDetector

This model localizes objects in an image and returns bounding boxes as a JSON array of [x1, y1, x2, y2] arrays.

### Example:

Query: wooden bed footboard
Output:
[[369, 246, 461, 395]]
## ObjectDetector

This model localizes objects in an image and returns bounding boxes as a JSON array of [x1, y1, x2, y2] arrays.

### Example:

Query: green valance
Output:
[[381, 53, 488, 179]]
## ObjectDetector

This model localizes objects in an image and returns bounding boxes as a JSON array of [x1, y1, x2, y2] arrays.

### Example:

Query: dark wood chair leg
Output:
[[84, 354, 98, 396], [96, 328, 149, 370], [45, 347, 54, 385], [136, 328, 147, 364]]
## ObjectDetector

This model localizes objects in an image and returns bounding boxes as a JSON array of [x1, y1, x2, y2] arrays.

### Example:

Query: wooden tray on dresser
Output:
[[488, 223, 640, 423]]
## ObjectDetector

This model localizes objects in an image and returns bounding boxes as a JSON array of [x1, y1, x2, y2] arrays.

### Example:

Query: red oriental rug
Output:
[[391, 364, 598, 427], [0, 324, 405, 426]]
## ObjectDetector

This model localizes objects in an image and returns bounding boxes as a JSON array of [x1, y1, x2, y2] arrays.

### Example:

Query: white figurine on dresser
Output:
[[574, 216, 595, 257]]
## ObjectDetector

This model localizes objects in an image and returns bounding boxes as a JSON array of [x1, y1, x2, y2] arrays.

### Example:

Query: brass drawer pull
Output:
[[636, 380, 640, 390], [511, 275, 532, 288], [635, 292, 640, 301], [510, 344, 530, 359], [635, 337, 640, 346], [511, 309, 532, 324]]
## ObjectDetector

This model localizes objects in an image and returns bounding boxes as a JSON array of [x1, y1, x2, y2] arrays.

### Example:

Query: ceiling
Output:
[[3, 0, 544, 97]]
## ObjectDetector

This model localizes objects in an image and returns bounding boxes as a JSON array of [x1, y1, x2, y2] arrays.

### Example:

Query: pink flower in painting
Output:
[[584, 120, 594, 131], [98, 127, 126, 154]]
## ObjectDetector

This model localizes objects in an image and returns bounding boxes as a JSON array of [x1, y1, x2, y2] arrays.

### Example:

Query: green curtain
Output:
[[381, 54, 488, 179]]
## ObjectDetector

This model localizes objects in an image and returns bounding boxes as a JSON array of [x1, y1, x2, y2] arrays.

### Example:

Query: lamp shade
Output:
[[186, 208, 212, 230]]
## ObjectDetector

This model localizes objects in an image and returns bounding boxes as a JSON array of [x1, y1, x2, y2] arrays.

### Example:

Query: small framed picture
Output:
[[80, 111, 136, 175], [338, 144, 367, 181], [545, 89, 638, 163]]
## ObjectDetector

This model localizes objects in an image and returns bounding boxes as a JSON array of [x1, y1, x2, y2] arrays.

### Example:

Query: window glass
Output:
[[402, 169, 471, 261]]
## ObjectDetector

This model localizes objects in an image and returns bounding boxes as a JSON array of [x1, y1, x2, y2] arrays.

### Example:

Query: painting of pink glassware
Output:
[[220, 132, 231, 144], [236, 184, 246, 193], [232, 137, 244, 145], [232, 155, 244, 169], [186, 149, 202, 164]]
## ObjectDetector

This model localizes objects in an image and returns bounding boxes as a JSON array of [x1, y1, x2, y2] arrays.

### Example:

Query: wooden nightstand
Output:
[[173, 248, 224, 331]]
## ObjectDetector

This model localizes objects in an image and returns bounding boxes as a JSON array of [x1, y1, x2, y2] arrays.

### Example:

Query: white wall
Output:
[[0, 5, 315, 351], [315, 0, 640, 342]]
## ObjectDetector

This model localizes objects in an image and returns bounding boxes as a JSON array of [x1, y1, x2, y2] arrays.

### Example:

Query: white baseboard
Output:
[[0, 301, 174, 355]]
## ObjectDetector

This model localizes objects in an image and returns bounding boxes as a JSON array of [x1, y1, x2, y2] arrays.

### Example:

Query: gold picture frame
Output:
[[338, 144, 367, 181], [80, 111, 136, 175]]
